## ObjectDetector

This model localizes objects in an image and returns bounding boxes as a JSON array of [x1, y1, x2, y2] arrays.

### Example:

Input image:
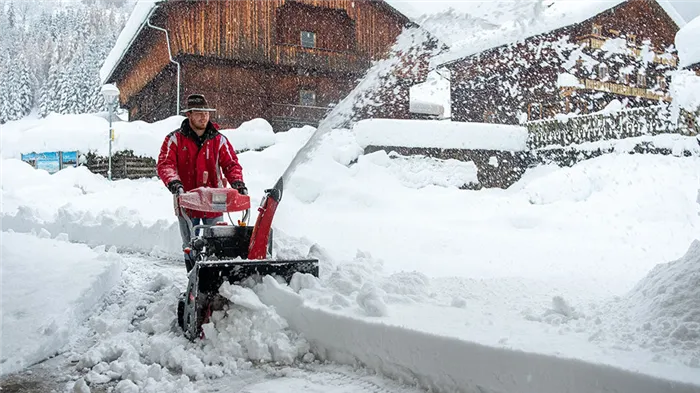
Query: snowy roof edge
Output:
[[433, 0, 686, 67], [99, 0, 161, 85]]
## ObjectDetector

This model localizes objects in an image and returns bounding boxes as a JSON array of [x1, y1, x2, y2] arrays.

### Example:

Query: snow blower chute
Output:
[[176, 178, 319, 340]]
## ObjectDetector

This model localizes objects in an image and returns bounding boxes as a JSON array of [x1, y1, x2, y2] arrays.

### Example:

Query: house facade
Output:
[[442, 0, 684, 125], [101, 0, 412, 130]]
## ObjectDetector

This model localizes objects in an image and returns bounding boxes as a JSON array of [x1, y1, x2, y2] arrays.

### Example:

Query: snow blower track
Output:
[[0, 252, 428, 393]]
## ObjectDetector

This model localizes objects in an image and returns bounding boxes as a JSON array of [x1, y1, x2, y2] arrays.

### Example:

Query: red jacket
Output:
[[157, 119, 244, 218]]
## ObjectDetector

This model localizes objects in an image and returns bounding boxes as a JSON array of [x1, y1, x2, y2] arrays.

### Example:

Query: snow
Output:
[[431, 0, 686, 66], [676, 14, 700, 69], [0, 231, 122, 375], [557, 72, 584, 88], [408, 69, 451, 118], [2, 113, 700, 392], [671, 69, 700, 112], [0, 114, 275, 160], [353, 118, 528, 151]]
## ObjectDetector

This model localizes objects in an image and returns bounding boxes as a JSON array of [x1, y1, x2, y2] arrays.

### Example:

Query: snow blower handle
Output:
[[176, 187, 252, 237]]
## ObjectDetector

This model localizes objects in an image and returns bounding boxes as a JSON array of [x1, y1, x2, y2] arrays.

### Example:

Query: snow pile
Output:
[[409, 70, 450, 118], [676, 14, 700, 69], [671, 69, 700, 112], [557, 72, 584, 88], [219, 118, 276, 152], [624, 240, 700, 358], [0, 231, 122, 376], [600, 37, 635, 57], [0, 115, 275, 160], [358, 151, 478, 189], [202, 283, 313, 365], [353, 118, 528, 151], [71, 258, 315, 392]]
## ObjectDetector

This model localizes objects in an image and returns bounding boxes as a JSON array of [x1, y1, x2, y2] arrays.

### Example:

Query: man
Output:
[[156, 94, 247, 271]]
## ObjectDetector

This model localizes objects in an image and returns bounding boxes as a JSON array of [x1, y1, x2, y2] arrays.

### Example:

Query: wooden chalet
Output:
[[101, 0, 413, 130], [440, 0, 685, 124]]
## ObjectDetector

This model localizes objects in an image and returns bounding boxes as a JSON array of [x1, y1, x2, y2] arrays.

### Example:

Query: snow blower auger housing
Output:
[[176, 178, 319, 340]]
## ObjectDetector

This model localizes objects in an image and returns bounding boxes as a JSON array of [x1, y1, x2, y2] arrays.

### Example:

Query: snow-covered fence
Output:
[[84, 151, 156, 180], [525, 105, 699, 148]]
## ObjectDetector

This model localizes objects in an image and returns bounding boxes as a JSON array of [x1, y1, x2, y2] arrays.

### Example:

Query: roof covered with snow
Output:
[[100, 0, 161, 84], [429, 0, 686, 66], [676, 14, 700, 68]]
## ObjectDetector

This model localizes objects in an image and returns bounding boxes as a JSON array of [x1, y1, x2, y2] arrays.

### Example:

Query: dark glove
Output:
[[231, 181, 248, 195], [168, 180, 184, 195]]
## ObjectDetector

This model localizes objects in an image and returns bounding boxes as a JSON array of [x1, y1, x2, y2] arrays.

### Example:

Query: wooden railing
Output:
[[576, 36, 678, 67], [582, 78, 671, 102], [274, 44, 369, 74], [525, 105, 699, 148]]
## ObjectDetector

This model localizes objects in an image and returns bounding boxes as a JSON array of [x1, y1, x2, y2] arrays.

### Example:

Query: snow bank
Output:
[[0, 231, 122, 375], [257, 274, 700, 393], [219, 118, 276, 152], [676, 14, 700, 69], [0, 114, 275, 160], [353, 118, 528, 151], [623, 240, 700, 358], [671, 70, 700, 112]]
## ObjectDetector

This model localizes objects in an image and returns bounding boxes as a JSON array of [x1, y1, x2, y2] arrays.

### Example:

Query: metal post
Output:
[[108, 103, 113, 181]]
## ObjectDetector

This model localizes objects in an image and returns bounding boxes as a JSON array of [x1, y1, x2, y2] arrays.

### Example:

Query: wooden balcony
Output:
[[273, 44, 369, 74]]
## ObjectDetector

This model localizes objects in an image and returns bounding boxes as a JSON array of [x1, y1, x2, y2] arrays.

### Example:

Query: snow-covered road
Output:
[[0, 249, 426, 393]]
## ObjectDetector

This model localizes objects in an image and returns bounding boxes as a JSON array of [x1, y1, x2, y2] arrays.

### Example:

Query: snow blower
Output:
[[176, 177, 319, 340]]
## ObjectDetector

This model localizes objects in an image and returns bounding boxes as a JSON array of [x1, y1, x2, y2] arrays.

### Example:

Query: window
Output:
[[637, 73, 646, 87], [300, 89, 316, 106], [657, 76, 667, 89], [528, 103, 542, 121], [592, 24, 602, 35], [619, 73, 629, 84], [301, 31, 316, 48], [598, 63, 608, 79]]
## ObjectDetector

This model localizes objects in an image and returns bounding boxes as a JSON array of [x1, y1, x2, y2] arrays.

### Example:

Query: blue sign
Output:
[[21, 151, 79, 174]]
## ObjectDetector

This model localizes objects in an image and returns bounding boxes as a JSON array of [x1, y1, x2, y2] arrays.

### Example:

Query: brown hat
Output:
[[181, 94, 216, 113]]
